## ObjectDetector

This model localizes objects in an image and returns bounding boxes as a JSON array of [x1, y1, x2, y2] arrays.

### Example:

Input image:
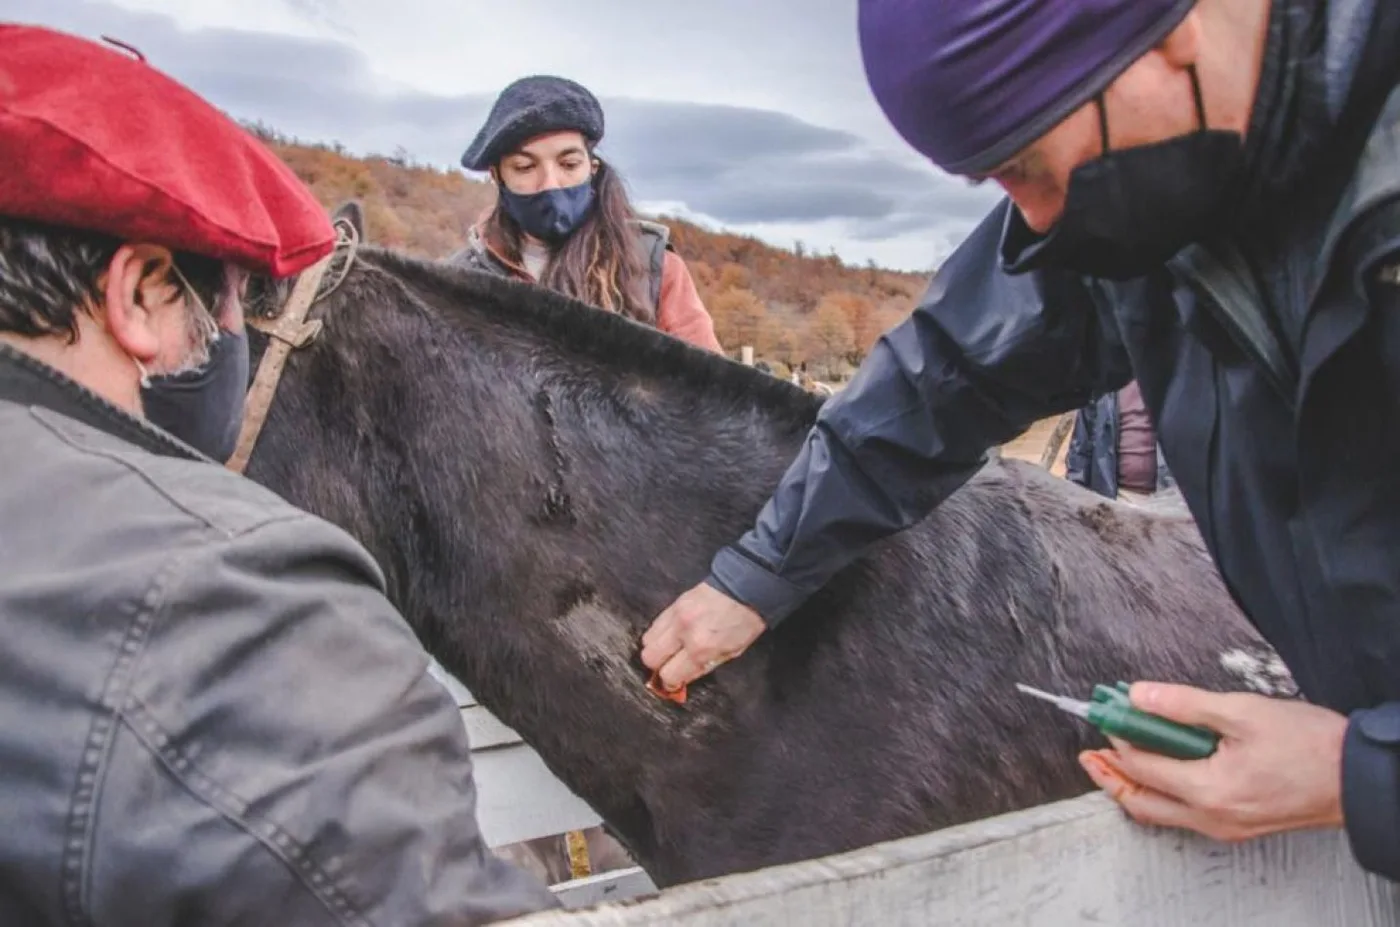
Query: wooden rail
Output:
[[428, 663, 658, 907], [509, 792, 1400, 925]]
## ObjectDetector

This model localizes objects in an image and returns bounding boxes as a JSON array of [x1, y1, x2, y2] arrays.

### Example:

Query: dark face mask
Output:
[[498, 176, 596, 244], [1001, 66, 1244, 281], [141, 327, 249, 462]]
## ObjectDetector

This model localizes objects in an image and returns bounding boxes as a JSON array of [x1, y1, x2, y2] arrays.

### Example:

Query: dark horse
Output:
[[242, 208, 1288, 888]]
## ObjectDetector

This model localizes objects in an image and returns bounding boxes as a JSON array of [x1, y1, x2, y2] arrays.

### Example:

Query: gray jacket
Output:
[[0, 344, 557, 925]]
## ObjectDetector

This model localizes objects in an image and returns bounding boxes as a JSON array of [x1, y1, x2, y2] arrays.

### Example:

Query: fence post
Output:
[[1040, 411, 1077, 471]]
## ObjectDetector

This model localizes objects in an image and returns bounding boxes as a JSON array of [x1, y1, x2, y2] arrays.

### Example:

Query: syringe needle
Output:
[[1015, 683, 1092, 720]]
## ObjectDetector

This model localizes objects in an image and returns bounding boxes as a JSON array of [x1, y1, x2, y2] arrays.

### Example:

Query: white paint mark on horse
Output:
[[1219, 647, 1299, 698]]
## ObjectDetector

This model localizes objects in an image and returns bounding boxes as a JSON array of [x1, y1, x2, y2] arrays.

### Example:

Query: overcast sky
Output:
[[14, 0, 1003, 272]]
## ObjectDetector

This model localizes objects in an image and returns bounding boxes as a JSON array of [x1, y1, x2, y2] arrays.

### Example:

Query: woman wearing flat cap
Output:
[[642, 0, 1400, 884], [0, 25, 554, 925], [450, 75, 722, 352]]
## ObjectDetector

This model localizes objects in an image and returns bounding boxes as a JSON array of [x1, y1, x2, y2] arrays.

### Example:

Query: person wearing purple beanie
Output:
[[641, 0, 1400, 881]]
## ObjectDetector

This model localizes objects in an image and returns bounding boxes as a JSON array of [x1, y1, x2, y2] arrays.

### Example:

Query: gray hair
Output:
[[0, 216, 230, 341]]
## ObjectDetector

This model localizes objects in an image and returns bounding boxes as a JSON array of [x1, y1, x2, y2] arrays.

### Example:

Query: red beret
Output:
[[0, 25, 334, 278]]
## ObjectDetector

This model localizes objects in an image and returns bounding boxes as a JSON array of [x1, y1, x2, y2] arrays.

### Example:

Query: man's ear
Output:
[[99, 243, 177, 365]]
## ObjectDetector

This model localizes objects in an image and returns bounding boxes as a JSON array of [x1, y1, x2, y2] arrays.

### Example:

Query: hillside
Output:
[[249, 125, 928, 376]]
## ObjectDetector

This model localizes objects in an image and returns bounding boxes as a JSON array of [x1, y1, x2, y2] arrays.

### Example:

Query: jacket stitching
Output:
[[120, 699, 371, 927], [60, 554, 187, 927], [31, 407, 302, 539]]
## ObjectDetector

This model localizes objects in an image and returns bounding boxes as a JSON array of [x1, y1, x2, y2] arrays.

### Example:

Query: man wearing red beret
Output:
[[0, 24, 555, 925]]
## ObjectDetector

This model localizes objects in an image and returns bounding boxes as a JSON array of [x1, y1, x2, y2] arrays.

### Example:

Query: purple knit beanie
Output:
[[858, 0, 1197, 175]]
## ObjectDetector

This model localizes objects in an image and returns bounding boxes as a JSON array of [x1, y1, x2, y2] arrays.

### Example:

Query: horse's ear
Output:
[[331, 200, 366, 242]]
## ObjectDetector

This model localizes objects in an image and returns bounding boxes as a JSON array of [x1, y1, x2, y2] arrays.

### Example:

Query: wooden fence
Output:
[[427, 663, 658, 908], [508, 792, 1400, 925]]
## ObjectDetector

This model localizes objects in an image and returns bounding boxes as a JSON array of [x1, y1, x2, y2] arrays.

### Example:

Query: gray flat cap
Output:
[[460, 75, 605, 172]]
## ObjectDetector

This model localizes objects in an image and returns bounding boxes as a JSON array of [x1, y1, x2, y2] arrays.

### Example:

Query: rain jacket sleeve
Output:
[[705, 201, 1135, 626], [1343, 703, 1400, 880]]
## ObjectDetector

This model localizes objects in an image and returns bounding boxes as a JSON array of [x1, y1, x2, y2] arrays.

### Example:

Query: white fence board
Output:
[[471, 743, 604, 847], [551, 868, 659, 910], [427, 660, 607, 849], [461, 704, 525, 751], [507, 793, 1400, 926], [428, 660, 476, 707]]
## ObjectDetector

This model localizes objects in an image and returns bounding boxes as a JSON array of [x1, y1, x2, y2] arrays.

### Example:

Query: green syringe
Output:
[[1016, 681, 1219, 760]]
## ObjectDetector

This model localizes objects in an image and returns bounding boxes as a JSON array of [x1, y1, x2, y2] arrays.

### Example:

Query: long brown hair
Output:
[[485, 161, 655, 325]]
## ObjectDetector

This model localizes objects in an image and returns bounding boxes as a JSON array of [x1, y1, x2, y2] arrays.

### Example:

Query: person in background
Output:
[[1065, 380, 1177, 505], [0, 26, 555, 925], [450, 75, 722, 353]]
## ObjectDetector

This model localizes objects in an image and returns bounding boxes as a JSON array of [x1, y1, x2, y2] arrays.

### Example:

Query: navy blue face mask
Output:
[[498, 177, 596, 244], [141, 327, 249, 462]]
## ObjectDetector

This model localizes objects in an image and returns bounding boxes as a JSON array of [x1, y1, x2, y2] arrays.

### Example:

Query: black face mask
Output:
[[1001, 66, 1244, 281], [141, 327, 249, 462]]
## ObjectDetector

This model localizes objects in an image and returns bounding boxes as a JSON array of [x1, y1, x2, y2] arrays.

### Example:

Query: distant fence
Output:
[[508, 792, 1400, 925]]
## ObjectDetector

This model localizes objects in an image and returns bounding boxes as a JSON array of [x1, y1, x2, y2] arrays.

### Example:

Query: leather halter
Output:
[[225, 217, 359, 474]]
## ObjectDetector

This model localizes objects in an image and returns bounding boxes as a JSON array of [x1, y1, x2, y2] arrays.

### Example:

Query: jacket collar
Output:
[[467, 214, 531, 279], [0, 342, 203, 462]]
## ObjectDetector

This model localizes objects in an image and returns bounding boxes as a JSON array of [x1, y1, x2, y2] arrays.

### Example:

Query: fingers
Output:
[[640, 609, 682, 672], [640, 596, 726, 689], [657, 649, 707, 692], [1080, 750, 1204, 831], [640, 584, 765, 694], [656, 638, 736, 691], [1080, 750, 1256, 841], [1101, 737, 1213, 806], [1130, 682, 1248, 734]]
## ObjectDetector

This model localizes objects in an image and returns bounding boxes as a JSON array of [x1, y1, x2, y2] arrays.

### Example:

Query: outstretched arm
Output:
[[643, 201, 1133, 690]]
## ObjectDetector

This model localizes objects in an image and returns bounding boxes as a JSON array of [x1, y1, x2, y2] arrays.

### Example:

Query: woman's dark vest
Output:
[[445, 219, 672, 311]]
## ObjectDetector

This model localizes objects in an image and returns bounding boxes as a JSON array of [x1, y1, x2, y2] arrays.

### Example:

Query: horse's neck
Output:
[[398, 348, 809, 844], [252, 271, 819, 862]]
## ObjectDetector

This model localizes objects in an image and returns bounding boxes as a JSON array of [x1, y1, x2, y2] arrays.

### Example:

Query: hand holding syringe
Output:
[[1017, 681, 1220, 760]]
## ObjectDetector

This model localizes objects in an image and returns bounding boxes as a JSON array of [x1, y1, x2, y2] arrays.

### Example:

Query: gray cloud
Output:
[[13, 0, 1003, 269], [282, 0, 356, 37]]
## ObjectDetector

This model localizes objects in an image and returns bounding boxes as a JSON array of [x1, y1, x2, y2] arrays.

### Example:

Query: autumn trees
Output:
[[248, 124, 926, 377]]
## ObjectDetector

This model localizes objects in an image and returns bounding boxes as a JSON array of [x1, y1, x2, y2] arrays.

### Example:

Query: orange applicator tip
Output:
[[646, 670, 687, 704]]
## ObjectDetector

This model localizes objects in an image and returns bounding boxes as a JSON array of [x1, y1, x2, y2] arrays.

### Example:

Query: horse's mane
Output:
[[347, 245, 828, 432]]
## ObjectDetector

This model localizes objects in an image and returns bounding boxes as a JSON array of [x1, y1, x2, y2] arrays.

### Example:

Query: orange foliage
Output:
[[809, 300, 857, 363], [708, 287, 767, 350], [245, 122, 928, 373]]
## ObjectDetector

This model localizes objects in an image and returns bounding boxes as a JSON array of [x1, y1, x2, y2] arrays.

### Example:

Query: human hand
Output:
[[1079, 682, 1347, 841], [640, 582, 765, 692]]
